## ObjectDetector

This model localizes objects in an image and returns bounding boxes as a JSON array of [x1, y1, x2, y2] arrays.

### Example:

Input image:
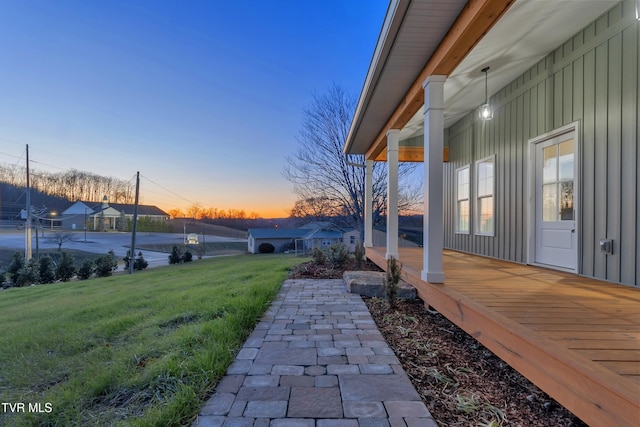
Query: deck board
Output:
[[366, 247, 640, 427]]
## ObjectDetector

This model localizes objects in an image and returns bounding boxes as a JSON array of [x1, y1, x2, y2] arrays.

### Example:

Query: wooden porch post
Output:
[[422, 75, 446, 283], [386, 129, 400, 260], [364, 159, 374, 247]]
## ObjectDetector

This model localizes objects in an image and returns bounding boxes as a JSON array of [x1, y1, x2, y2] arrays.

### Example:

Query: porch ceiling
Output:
[[345, 0, 620, 161]]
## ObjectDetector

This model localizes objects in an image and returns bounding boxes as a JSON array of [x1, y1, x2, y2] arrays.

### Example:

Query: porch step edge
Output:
[[343, 270, 417, 300]]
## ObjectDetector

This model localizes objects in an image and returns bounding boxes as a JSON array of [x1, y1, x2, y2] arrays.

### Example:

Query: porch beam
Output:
[[386, 130, 400, 260], [365, 0, 514, 161], [422, 75, 446, 283]]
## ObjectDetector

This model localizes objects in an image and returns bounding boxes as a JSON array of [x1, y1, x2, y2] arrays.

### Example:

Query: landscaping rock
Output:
[[343, 271, 416, 300]]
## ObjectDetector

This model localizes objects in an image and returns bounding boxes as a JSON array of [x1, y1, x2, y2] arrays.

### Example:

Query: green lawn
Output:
[[134, 241, 247, 257], [0, 254, 304, 426]]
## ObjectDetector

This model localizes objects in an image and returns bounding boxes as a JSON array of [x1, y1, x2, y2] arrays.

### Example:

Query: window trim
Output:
[[455, 164, 471, 234], [474, 155, 496, 236]]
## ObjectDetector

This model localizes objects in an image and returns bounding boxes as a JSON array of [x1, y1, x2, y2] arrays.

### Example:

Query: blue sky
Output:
[[0, 0, 388, 217]]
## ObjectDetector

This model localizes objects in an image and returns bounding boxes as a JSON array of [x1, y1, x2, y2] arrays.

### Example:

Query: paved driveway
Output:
[[0, 230, 247, 268]]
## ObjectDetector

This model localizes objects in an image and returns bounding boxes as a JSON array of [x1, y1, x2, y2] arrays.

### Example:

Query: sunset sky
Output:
[[0, 0, 388, 218]]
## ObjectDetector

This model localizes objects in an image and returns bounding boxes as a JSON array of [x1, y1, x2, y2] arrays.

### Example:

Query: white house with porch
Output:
[[61, 196, 169, 231]]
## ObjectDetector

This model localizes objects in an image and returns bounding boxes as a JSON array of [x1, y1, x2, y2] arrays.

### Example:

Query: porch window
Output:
[[456, 165, 470, 233], [475, 156, 495, 236]]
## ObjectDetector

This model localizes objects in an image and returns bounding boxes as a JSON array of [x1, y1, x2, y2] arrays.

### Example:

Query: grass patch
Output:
[[134, 241, 247, 256], [0, 254, 304, 426]]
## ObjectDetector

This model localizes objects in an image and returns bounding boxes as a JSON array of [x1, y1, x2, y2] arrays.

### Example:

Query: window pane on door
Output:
[[542, 183, 557, 221], [560, 181, 574, 220], [559, 140, 574, 181], [543, 145, 557, 184]]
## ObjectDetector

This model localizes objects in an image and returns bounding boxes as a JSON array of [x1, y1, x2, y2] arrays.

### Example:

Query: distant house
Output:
[[247, 222, 361, 254], [60, 196, 169, 231]]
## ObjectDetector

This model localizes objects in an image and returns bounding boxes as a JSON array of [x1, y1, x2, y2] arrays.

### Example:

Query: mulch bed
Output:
[[290, 260, 588, 426], [366, 298, 588, 427]]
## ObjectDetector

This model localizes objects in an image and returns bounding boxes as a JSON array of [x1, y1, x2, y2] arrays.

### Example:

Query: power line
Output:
[[0, 150, 23, 161], [140, 174, 200, 206], [2, 146, 199, 210], [0, 148, 26, 169], [29, 158, 68, 171]]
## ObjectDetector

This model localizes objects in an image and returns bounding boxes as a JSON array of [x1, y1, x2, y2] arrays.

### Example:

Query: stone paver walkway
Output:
[[193, 279, 437, 427]]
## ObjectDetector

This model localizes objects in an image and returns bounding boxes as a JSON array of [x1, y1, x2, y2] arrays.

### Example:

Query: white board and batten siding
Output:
[[443, 2, 639, 287]]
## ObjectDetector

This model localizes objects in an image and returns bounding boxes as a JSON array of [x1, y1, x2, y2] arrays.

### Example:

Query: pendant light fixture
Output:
[[479, 66, 493, 121]]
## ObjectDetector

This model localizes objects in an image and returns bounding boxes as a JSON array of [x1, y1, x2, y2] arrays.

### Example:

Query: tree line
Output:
[[167, 206, 261, 221], [0, 164, 135, 204]]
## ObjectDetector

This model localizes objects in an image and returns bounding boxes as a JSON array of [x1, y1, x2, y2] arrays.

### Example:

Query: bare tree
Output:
[[282, 83, 420, 237], [289, 197, 337, 222], [47, 231, 76, 251]]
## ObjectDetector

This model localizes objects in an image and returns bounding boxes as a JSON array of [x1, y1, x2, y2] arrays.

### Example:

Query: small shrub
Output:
[[182, 251, 193, 263], [56, 251, 76, 282], [77, 260, 94, 280], [16, 259, 39, 287], [95, 250, 118, 277], [258, 242, 275, 254], [7, 252, 24, 284], [135, 251, 148, 270], [385, 256, 402, 308], [326, 243, 349, 268], [38, 256, 56, 284], [354, 241, 364, 270], [168, 246, 182, 264], [1, 271, 11, 288], [311, 247, 326, 265], [124, 251, 149, 271]]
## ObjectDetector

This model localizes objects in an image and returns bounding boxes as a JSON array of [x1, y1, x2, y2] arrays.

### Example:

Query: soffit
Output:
[[346, 0, 467, 155], [347, 0, 620, 155]]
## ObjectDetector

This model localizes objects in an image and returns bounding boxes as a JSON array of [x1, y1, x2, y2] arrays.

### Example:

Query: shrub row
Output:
[[0, 250, 148, 288]]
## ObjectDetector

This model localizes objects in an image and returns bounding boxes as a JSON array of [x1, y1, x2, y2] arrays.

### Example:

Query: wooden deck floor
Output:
[[366, 247, 640, 427]]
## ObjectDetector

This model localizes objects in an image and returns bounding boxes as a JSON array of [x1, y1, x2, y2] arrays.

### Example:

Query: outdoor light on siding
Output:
[[479, 67, 493, 121]]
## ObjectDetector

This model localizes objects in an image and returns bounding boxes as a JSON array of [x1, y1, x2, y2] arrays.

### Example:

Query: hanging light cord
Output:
[[482, 66, 490, 103]]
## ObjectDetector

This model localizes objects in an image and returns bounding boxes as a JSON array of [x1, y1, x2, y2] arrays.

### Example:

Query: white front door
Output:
[[533, 129, 577, 271]]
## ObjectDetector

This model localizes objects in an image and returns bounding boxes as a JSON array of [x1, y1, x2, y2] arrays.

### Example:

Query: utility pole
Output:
[[129, 172, 140, 274], [25, 144, 32, 261]]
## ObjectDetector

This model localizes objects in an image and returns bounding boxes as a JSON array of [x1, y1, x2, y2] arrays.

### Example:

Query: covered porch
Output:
[[366, 246, 640, 426], [343, 1, 640, 424]]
